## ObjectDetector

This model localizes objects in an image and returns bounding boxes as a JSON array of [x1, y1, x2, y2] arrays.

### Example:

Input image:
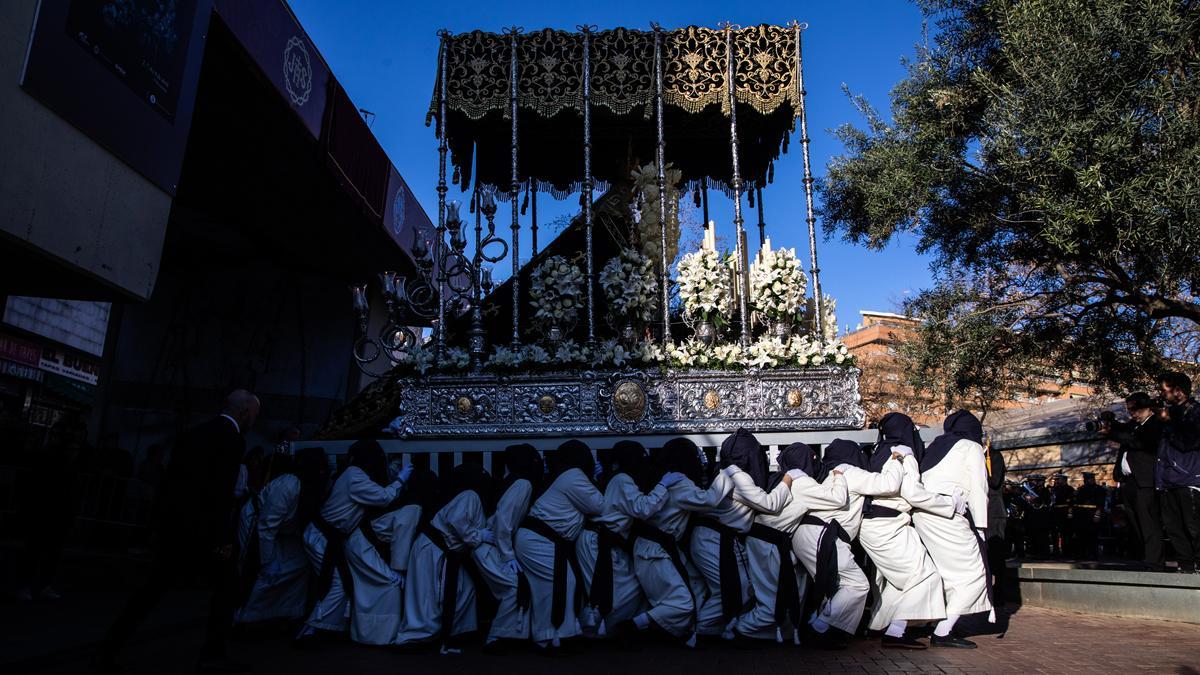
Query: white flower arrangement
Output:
[[630, 162, 682, 270], [677, 248, 733, 324], [529, 255, 584, 325], [590, 338, 634, 369], [599, 248, 659, 324], [444, 347, 470, 371], [664, 339, 745, 369], [750, 246, 807, 322]]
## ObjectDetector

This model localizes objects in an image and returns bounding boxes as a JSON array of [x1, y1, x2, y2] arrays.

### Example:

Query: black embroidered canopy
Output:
[[428, 24, 808, 198]]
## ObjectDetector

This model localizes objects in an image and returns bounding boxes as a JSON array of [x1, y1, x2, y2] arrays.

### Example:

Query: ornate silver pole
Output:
[[469, 189, 485, 369], [756, 185, 766, 247], [653, 24, 670, 346], [723, 22, 751, 348], [506, 26, 523, 347], [792, 21, 823, 337], [580, 25, 596, 348], [530, 179, 539, 256], [435, 30, 450, 361]]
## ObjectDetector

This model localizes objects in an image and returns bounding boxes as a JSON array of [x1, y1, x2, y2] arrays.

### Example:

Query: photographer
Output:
[[1156, 372, 1200, 574], [1104, 393, 1164, 570]]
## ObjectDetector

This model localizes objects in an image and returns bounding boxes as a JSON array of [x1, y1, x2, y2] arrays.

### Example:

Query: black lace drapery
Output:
[[428, 25, 804, 197]]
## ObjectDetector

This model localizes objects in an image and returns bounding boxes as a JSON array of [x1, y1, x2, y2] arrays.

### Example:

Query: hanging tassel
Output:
[[768, 162, 775, 184], [748, 189, 755, 208], [793, 627, 801, 646], [521, 182, 530, 215], [988, 608, 996, 623], [782, 135, 790, 154], [693, 185, 702, 208], [452, 165, 460, 186], [775, 627, 782, 644]]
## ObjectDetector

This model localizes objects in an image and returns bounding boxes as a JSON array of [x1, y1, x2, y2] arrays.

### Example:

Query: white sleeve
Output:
[[442, 491, 487, 549], [257, 476, 300, 564], [963, 442, 989, 529], [794, 474, 848, 511], [495, 480, 532, 562], [899, 457, 955, 518], [730, 470, 793, 515], [347, 469, 403, 507], [675, 470, 734, 511], [844, 460, 903, 497], [562, 469, 605, 516], [614, 475, 670, 520], [374, 504, 421, 571]]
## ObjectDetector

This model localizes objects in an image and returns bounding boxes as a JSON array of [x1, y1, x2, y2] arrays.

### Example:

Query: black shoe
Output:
[[196, 654, 251, 673], [881, 635, 927, 650], [930, 634, 977, 649], [808, 629, 848, 651]]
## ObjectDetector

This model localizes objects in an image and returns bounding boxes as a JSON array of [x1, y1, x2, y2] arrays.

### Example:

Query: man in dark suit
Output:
[[1106, 392, 1165, 570], [94, 390, 260, 674]]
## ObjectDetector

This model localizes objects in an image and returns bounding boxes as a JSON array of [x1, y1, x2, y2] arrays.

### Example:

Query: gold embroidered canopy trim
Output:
[[428, 25, 801, 122]]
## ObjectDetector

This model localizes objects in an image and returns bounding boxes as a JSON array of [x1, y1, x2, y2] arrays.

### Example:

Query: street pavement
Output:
[[6, 594, 1200, 675]]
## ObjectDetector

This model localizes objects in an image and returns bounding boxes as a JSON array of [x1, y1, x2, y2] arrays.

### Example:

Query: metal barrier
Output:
[[292, 428, 942, 476]]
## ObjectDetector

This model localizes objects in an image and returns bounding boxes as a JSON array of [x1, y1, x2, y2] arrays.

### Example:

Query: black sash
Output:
[[419, 523, 467, 643], [628, 520, 692, 595], [747, 523, 800, 627], [582, 520, 631, 619], [520, 516, 584, 630], [801, 513, 851, 605], [693, 516, 744, 622], [863, 503, 903, 520], [962, 507, 996, 615], [313, 517, 352, 606]]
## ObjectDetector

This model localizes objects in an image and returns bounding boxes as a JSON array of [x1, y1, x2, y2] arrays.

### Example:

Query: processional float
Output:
[[322, 22, 865, 440]]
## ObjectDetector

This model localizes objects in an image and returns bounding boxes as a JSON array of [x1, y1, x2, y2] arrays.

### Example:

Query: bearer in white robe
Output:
[[514, 440, 604, 650], [395, 463, 493, 651], [236, 447, 329, 625], [734, 442, 848, 643], [692, 429, 794, 637], [297, 441, 405, 642], [345, 497, 423, 645], [904, 409, 993, 649], [793, 439, 902, 649], [859, 413, 947, 649], [472, 443, 542, 649], [622, 438, 734, 647], [577, 440, 681, 637]]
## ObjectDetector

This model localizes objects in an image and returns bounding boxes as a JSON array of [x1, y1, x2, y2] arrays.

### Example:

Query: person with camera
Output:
[[1156, 372, 1200, 573], [1104, 392, 1164, 570]]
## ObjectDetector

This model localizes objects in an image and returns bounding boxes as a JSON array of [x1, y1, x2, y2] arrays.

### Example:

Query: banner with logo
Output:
[[38, 347, 100, 386]]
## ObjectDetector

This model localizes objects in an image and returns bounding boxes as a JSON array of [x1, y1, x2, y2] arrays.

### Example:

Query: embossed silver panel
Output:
[[393, 367, 865, 438]]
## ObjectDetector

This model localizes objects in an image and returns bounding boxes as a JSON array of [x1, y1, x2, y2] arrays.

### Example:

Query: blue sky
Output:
[[288, 0, 933, 334]]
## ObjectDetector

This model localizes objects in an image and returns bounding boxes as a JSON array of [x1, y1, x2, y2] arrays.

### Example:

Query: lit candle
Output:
[[350, 284, 369, 314]]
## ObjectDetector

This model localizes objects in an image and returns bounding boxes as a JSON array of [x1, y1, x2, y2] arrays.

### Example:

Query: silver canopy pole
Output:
[[435, 30, 450, 361], [653, 24, 670, 346], [506, 26, 523, 347], [792, 21, 823, 338], [723, 22, 751, 348], [581, 25, 596, 348]]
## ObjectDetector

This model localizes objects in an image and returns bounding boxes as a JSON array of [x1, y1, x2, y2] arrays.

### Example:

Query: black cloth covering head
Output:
[[719, 428, 769, 490], [293, 447, 331, 527], [919, 409, 984, 473], [606, 440, 657, 492], [658, 437, 705, 485], [819, 439, 866, 482], [548, 439, 594, 480], [346, 439, 389, 487], [501, 443, 544, 498], [769, 441, 818, 490], [869, 412, 924, 473], [402, 468, 442, 526], [447, 462, 495, 515]]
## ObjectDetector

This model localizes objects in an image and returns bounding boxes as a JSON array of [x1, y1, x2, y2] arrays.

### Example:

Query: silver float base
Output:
[[391, 366, 865, 438]]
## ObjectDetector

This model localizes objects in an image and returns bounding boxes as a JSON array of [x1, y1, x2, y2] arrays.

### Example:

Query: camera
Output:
[[1085, 410, 1130, 435]]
